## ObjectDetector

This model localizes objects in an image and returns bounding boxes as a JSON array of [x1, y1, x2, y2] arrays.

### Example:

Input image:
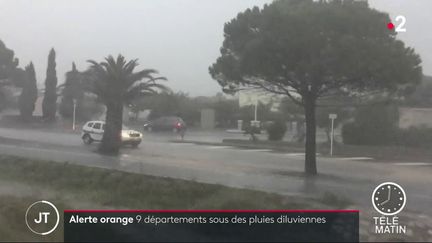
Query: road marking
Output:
[[171, 143, 194, 146], [339, 157, 373, 161], [285, 153, 305, 156], [240, 149, 273, 152], [205, 146, 233, 149], [284, 153, 321, 156], [393, 162, 431, 166]]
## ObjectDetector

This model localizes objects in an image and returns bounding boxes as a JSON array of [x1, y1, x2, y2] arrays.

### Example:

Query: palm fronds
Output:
[[86, 54, 168, 104]]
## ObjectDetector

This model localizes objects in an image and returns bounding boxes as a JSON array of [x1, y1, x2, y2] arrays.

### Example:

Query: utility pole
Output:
[[72, 99, 77, 131], [329, 113, 337, 156]]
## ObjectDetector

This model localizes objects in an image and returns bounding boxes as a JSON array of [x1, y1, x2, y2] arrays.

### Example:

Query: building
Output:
[[238, 89, 281, 111], [399, 107, 432, 128]]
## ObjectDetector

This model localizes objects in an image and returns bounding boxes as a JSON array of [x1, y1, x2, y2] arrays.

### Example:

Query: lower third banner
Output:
[[64, 209, 359, 242]]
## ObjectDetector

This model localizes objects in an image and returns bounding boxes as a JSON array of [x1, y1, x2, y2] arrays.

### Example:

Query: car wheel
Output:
[[82, 134, 93, 145], [132, 142, 140, 148]]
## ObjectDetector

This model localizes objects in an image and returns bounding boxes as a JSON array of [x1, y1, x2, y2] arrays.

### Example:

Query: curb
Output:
[[169, 139, 305, 152]]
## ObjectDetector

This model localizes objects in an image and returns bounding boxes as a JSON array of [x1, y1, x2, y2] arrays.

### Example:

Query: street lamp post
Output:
[[72, 99, 77, 131], [254, 99, 258, 122], [250, 99, 260, 129], [329, 113, 337, 156]]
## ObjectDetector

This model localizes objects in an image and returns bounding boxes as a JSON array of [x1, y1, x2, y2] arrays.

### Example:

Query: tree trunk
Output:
[[304, 95, 317, 175], [99, 101, 123, 154]]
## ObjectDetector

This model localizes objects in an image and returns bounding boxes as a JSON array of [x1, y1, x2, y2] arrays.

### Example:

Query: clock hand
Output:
[[381, 199, 389, 206], [387, 187, 391, 201]]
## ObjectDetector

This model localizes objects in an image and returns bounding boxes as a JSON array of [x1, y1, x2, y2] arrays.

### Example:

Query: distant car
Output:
[[143, 116, 186, 132], [81, 121, 142, 147]]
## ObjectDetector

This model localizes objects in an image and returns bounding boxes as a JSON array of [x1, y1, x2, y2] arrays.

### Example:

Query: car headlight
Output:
[[121, 131, 129, 138]]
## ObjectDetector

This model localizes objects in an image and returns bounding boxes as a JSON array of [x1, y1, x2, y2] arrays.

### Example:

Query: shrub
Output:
[[343, 123, 432, 147], [397, 126, 432, 147], [266, 120, 287, 141], [342, 122, 398, 145], [342, 104, 399, 145], [341, 122, 359, 145], [242, 122, 262, 134]]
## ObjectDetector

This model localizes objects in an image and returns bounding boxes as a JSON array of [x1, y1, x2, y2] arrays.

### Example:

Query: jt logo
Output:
[[34, 212, 51, 224], [26, 201, 60, 235]]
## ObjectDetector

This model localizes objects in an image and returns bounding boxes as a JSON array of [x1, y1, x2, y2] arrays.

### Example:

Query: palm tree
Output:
[[87, 55, 168, 154]]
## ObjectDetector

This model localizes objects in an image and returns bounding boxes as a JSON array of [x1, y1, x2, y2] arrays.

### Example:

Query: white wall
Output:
[[399, 107, 432, 128]]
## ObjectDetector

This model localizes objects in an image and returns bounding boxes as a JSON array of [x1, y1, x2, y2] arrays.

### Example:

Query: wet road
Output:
[[0, 127, 431, 216]]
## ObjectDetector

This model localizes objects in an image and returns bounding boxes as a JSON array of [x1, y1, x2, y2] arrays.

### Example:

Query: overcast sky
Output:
[[0, 0, 431, 96]]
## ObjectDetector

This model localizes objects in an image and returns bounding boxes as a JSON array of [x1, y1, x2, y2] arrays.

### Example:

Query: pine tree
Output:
[[19, 62, 38, 120], [0, 40, 19, 110], [59, 62, 83, 118], [42, 48, 58, 121], [209, 0, 422, 175]]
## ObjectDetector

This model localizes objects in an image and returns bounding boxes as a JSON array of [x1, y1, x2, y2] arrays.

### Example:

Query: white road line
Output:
[[205, 146, 233, 149], [284, 153, 305, 156], [393, 162, 431, 166], [284, 153, 321, 156], [241, 149, 273, 152], [339, 157, 373, 160], [171, 143, 194, 146]]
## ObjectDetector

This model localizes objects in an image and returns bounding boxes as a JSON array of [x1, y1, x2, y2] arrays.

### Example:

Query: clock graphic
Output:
[[372, 182, 406, 216]]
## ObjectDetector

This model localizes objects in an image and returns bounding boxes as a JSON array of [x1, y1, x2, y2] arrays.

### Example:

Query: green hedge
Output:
[[397, 126, 432, 147], [342, 104, 401, 146], [266, 121, 287, 141], [342, 122, 398, 145], [343, 123, 432, 148]]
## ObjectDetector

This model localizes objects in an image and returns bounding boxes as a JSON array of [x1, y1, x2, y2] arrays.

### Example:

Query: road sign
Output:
[[329, 114, 337, 156]]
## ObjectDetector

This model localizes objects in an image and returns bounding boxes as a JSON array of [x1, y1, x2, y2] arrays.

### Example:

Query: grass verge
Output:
[[0, 154, 349, 242]]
